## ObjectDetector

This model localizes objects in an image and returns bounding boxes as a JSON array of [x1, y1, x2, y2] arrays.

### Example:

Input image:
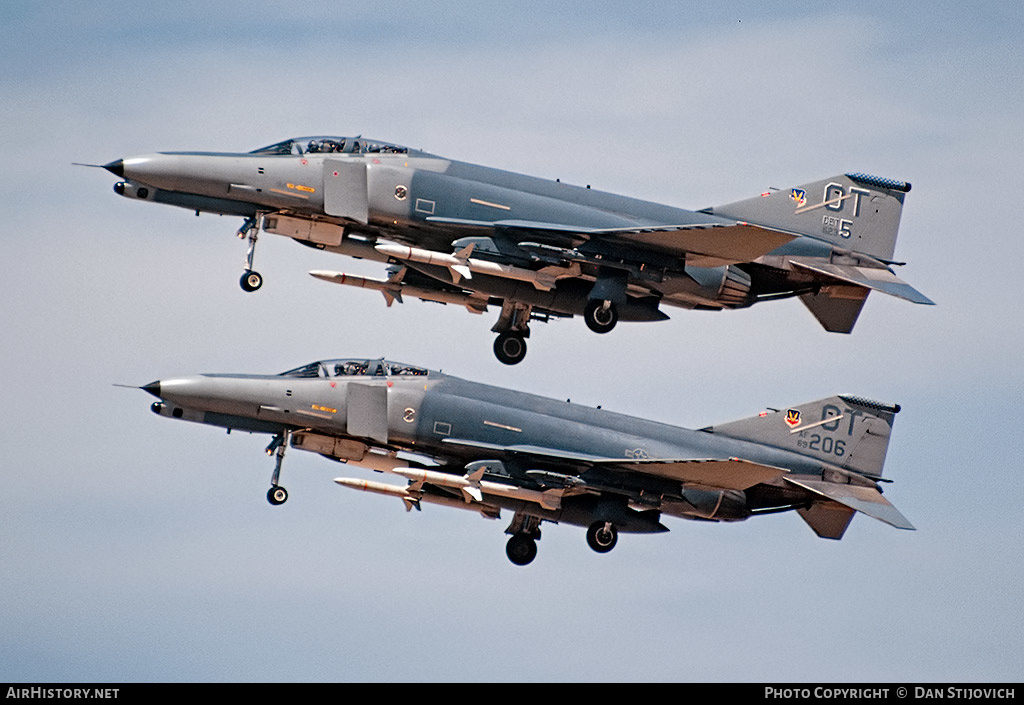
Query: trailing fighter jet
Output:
[[97, 136, 932, 364], [139, 356, 913, 565]]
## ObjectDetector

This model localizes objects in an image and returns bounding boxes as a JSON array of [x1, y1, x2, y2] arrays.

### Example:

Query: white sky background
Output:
[[2, 0, 1022, 682]]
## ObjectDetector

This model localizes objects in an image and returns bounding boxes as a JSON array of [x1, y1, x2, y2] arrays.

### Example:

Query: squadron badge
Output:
[[790, 188, 807, 207], [785, 409, 802, 428]]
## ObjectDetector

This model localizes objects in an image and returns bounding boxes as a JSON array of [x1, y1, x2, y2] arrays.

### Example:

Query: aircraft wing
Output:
[[790, 260, 934, 304], [440, 438, 787, 491], [596, 223, 797, 267], [427, 217, 797, 267], [602, 457, 789, 491]]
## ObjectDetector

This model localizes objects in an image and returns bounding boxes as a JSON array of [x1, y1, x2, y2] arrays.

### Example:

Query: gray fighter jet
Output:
[[98, 136, 932, 364], [140, 357, 913, 565]]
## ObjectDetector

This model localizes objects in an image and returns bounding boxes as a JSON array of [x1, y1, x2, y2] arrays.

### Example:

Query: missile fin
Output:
[[540, 489, 563, 511], [450, 264, 472, 283]]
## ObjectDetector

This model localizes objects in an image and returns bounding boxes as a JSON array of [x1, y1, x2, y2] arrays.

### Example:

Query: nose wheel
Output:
[[240, 270, 263, 292], [238, 216, 265, 292], [265, 430, 291, 506]]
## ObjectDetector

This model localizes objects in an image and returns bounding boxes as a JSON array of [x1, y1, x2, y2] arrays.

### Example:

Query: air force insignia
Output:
[[790, 188, 807, 207], [785, 409, 802, 428]]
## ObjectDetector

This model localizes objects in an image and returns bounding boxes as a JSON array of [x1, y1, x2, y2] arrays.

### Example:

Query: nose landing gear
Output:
[[265, 430, 291, 505], [238, 216, 265, 292]]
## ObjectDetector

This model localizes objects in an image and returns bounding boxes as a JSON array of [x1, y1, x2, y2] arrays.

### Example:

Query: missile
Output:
[[309, 270, 489, 313], [374, 243, 579, 291], [333, 477, 500, 517], [386, 467, 563, 511]]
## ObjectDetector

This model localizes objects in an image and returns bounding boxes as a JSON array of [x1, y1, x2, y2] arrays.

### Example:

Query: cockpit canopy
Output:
[[250, 136, 409, 156], [278, 358, 429, 378]]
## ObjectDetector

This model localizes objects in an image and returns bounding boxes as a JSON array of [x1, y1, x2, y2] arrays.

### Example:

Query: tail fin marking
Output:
[[708, 395, 900, 479], [708, 173, 910, 262]]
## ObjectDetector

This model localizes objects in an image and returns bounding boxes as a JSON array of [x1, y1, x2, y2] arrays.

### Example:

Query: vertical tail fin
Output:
[[708, 395, 913, 536], [708, 394, 901, 479], [707, 173, 911, 262]]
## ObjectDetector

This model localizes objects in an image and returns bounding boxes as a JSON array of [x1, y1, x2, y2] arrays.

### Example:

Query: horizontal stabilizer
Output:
[[785, 476, 915, 530], [791, 261, 934, 304]]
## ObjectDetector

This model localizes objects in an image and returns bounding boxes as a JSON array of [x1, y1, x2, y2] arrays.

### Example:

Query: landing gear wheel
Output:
[[506, 533, 538, 566], [493, 333, 528, 365], [584, 300, 618, 334], [240, 270, 263, 292], [267, 485, 288, 506], [586, 521, 618, 553]]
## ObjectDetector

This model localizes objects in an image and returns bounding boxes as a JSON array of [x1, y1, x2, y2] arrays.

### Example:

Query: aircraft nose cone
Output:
[[142, 380, 162, 398], [103, 159, 124, 177]]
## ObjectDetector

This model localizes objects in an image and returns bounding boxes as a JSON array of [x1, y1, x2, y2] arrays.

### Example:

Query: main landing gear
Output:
[[265, 430, 291, 506], [238, 216, 264, 292], [586, 521, 618, 553], [505, 532, 539, 566], [504, 516, 621, 566], [494, 332, 527, 366], [492, 302, 532, 366], [505, 513, 542, 566], [584, 299, 618, 334], [489, 300, 619, 365]]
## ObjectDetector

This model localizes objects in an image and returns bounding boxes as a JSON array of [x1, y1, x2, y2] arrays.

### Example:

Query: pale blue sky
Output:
[[2, 1, 1022, 682]]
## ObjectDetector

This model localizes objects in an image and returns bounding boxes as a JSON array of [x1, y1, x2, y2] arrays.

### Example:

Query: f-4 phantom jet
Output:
[[99, 136, 932, 364], [140, 357, 913, 565]]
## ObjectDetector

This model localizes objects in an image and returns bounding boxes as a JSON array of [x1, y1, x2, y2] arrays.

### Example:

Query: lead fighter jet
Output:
[[98, 136, 932, 364], [140, 357, 913, 565]]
